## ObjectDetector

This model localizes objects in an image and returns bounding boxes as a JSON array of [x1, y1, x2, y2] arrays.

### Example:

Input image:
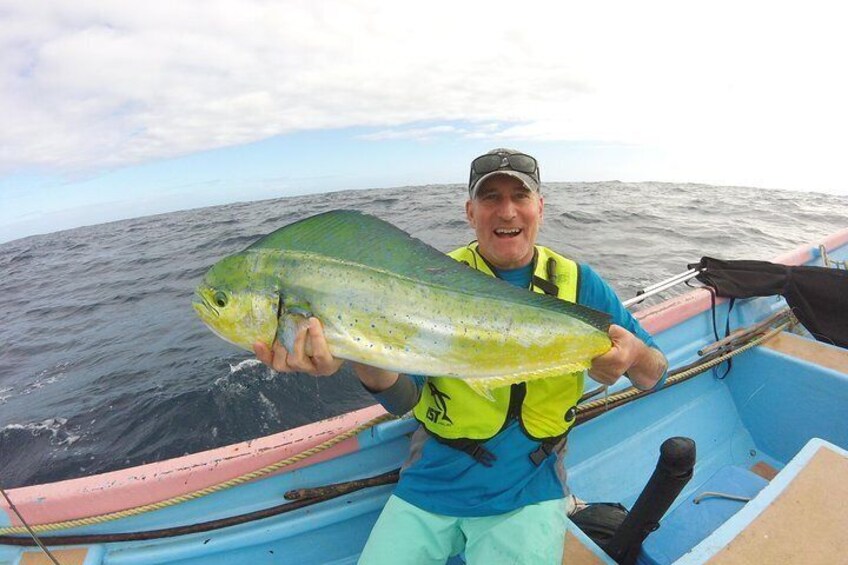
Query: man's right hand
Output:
[[253, 317, 343, 377], [253, 318, 400, 392]]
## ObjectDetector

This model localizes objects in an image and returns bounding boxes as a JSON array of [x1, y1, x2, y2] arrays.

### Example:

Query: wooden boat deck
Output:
[[676, 439, 848, 564], [709, 443, 848, 564], [17, 548, 88, 565], [762, 331, 848, 374]]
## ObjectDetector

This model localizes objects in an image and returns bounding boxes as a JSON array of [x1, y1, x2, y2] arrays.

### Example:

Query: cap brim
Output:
[[469, 170, 540, 198]]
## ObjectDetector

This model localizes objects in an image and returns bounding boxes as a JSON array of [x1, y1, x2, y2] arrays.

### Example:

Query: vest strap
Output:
[[531, 256, 560, 296], [529, 436, 566, 466], [532, 275, 559, 296], [434, 437, 497, 467]]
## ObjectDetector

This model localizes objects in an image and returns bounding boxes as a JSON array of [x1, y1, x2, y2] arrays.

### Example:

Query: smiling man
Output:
[[466, 172, 541, 269], [255, 148, 668, 564]]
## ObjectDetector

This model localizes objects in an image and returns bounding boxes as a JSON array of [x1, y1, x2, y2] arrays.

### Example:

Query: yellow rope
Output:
[[0, 322, 792, 537], [0, 413, 397, 536]]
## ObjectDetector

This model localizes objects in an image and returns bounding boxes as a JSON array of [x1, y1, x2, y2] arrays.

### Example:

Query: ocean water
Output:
[[1, 182, 846, 489]]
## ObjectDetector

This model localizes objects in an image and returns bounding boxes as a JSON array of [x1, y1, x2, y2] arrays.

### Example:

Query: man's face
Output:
[[466, 174, 544, 270]]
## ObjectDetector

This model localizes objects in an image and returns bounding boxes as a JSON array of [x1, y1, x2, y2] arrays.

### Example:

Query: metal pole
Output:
[[639, 268, 699, 294], [623, 269, 701, 309]]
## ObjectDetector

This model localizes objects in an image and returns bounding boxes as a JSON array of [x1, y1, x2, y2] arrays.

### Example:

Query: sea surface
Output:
[[1, 182, 847, 488]]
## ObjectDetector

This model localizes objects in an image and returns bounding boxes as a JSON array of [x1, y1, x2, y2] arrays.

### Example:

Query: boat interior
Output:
[[567, 314, 848, 564]]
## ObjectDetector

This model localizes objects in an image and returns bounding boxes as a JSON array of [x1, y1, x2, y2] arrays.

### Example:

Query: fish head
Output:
[[193, 252, 280, 351]]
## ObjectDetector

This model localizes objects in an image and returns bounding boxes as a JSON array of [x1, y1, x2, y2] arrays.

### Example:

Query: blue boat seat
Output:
[[637, 465, 769, 565]]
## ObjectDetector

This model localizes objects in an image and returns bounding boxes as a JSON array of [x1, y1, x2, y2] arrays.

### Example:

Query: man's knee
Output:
[[462, 499, 569, 565], [359, 495, 464, 565]]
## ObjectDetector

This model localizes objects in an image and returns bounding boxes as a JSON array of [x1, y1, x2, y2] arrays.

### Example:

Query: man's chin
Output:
[[486, 247, 533, 269]]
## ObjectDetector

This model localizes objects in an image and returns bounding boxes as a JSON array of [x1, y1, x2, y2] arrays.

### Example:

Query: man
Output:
[[254, 148, 667, 564]]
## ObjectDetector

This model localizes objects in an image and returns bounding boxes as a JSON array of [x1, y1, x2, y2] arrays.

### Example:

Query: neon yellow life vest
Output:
[[412, 243, 585, 444]]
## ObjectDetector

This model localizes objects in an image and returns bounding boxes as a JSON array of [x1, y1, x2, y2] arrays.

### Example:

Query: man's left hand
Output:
[[589, 325, 666, 389]]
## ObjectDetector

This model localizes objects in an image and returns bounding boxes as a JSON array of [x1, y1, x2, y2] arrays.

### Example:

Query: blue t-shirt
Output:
[[376, 262, 663, 517]]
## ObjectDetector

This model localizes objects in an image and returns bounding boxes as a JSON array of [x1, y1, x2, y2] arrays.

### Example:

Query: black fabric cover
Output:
[[689, 257, 848, 348], [570, 502, 629, 547]]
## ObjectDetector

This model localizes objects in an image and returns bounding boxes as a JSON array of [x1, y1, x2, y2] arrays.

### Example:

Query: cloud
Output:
[[1, 0, 846, 192], [0, 1, 589, 173], [358, 125, 465, 142]]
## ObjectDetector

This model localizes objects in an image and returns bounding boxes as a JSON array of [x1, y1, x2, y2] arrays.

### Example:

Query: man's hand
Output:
[[589, 324, 666, 389], [253, 318, 400, 391], [253, 317, 343, 377]]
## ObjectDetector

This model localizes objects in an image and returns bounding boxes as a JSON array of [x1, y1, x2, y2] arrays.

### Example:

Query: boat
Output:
[[2, 228, 847, 565]]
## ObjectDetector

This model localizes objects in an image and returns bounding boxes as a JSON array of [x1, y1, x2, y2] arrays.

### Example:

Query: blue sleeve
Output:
[[367, 374, 425, 415], [577, 264, 666, 388]]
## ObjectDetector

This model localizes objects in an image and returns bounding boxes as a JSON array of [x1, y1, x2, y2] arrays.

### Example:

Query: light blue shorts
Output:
[[358, 495, 572, 565]]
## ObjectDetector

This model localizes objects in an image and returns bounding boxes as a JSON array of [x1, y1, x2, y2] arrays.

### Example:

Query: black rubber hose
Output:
[[0, 470, 399, 547], [602, 437, 696, 565]]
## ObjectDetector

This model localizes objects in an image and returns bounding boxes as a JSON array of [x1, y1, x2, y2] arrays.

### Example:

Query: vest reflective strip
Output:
[[412, 244, 584, 441]]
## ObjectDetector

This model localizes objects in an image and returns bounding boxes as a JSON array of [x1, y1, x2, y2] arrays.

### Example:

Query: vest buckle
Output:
[[469, 444, 497, 467], [529, 441, 556, 466]]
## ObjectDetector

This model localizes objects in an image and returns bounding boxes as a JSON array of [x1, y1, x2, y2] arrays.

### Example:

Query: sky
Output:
[[1, 1, 847, 243]]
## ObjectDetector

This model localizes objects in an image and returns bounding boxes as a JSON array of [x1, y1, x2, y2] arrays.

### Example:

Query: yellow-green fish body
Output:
[[194, 211, 612, 391]]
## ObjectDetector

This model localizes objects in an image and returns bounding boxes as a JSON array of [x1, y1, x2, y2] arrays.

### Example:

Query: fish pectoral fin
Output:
[[286, 304, 313, 318], [277, 312, 313, 354], [280, 291, 313, 318], [276, 293, 316, 353]]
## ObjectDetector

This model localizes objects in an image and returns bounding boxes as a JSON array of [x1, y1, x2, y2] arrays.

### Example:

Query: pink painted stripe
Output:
[[636, 227, 848, 334], [823, 227, 848, 251], [1, 404, 387, 527]]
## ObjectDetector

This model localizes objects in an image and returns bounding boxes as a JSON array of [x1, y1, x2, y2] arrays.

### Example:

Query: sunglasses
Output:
[[469, 152, 540, 192]]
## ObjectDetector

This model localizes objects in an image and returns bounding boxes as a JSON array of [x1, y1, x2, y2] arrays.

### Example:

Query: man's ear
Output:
[[465, 199, 476, 228], [538, 196, 544, 224]]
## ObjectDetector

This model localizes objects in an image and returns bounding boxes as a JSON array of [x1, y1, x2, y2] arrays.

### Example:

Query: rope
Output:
[[0, 413, 397, 536]]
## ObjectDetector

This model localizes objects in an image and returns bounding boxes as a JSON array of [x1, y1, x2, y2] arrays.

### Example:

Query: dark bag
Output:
[[570, 502, 629, 547], [690, 257, 848, 348]]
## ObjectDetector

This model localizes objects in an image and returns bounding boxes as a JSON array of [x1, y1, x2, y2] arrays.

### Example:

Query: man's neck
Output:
[[493, 262, 533, 288]]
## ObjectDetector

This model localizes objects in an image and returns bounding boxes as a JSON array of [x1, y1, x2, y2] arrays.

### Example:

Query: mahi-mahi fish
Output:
[[193, 210, 612, 394]]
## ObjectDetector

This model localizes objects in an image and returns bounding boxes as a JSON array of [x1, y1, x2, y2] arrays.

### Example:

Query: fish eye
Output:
[[214, 291, 228, 308]]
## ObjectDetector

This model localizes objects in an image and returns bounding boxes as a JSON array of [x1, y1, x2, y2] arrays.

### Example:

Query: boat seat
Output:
[[694, 439, 848, 564], [637, 465, 769, 565]]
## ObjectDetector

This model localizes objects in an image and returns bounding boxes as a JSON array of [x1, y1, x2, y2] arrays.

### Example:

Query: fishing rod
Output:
[[0, 471, 400, 547]]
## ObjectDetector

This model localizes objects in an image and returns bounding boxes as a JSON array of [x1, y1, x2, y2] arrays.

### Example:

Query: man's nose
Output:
[[496, 200, 517, 219]]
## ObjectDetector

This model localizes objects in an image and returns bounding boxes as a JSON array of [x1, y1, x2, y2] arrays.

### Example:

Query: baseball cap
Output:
[[468, 148, 541, 198]]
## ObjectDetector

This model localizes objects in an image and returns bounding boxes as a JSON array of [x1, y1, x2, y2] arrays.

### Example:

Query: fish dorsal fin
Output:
[[249, 210, 610, 332]]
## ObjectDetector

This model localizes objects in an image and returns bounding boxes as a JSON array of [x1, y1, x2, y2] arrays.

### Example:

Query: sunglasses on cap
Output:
[[468, 151, 540, 194]]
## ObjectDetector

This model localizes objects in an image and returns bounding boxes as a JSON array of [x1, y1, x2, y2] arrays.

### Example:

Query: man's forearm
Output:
[[627, 346, 668, 390], [352, 364, 422, 415], [352, 363, 399, 392]]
